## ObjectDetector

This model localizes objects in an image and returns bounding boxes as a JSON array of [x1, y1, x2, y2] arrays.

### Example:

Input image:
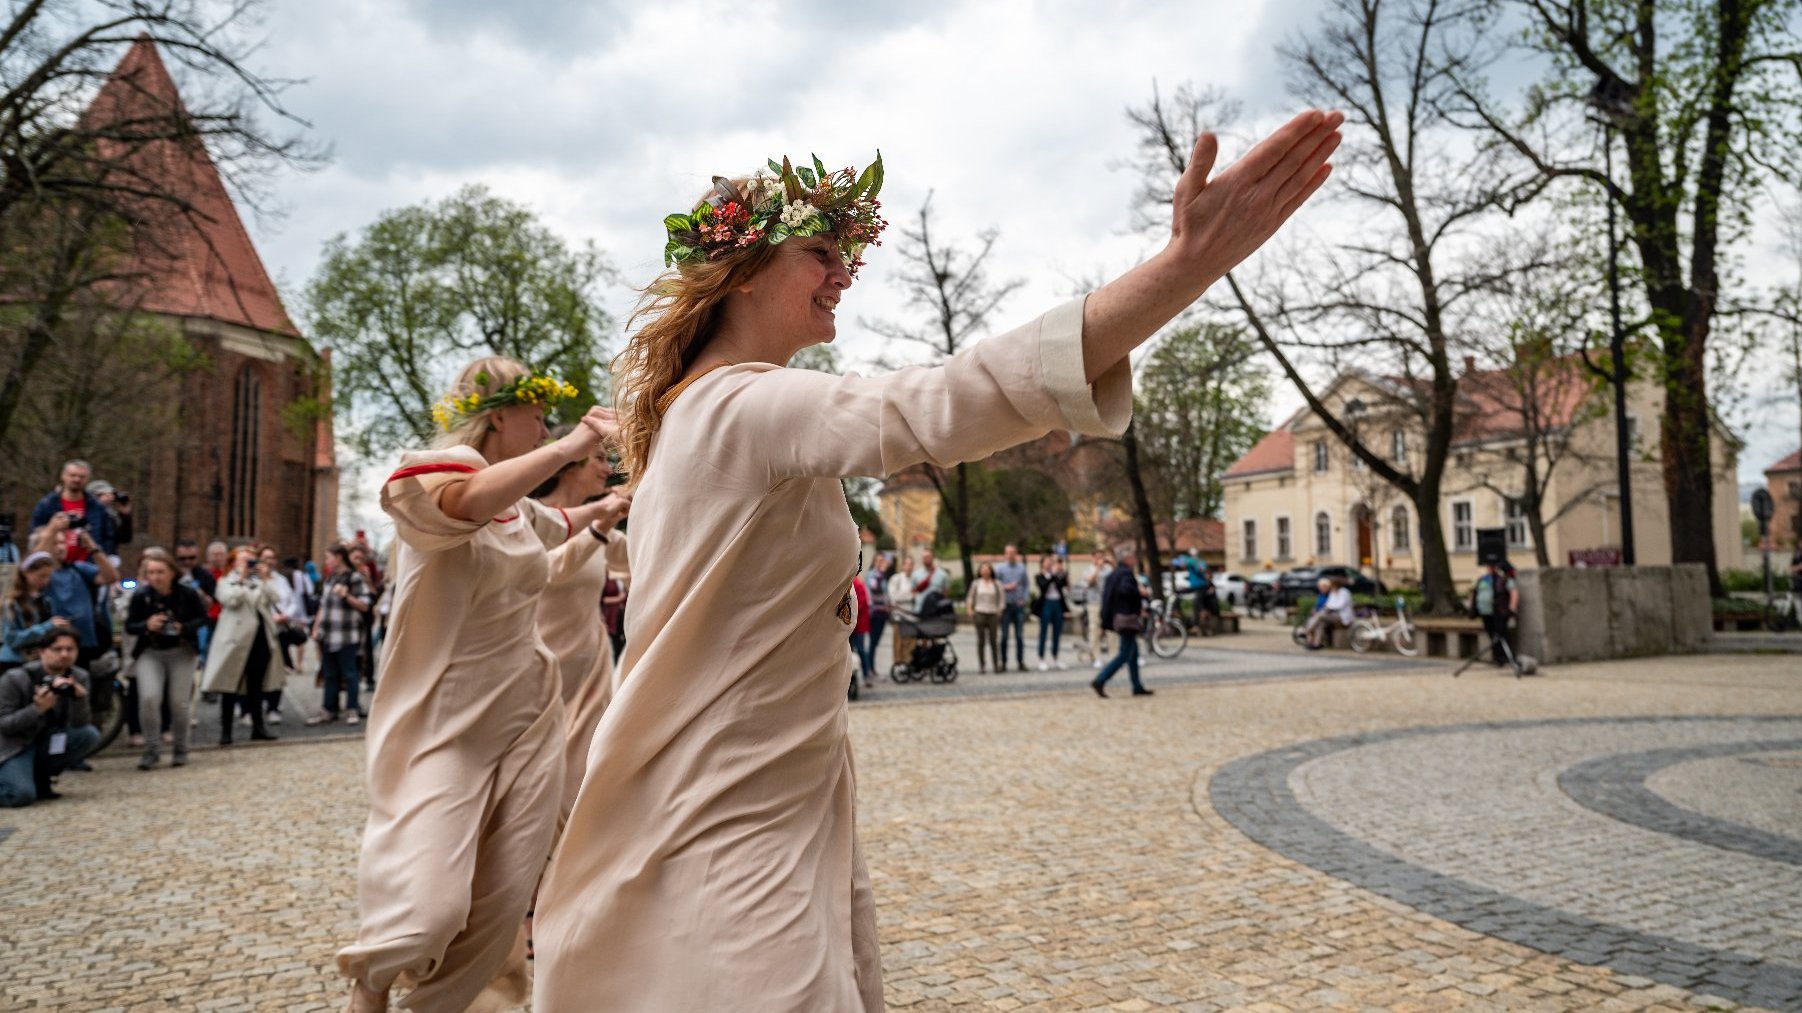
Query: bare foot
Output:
[[345, 982, 388, 1013]]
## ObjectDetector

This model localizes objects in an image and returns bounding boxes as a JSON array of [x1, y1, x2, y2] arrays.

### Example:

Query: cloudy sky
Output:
[[198, 0, 1798, 524]]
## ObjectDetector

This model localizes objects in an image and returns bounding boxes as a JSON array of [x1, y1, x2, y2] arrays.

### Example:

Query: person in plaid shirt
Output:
[[307, 545, 372, 725]]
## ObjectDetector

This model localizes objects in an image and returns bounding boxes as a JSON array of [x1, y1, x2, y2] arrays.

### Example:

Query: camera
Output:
[[37, 672, 76, 697], [65, 512, 88, 530], [115, 491, 130, 505]]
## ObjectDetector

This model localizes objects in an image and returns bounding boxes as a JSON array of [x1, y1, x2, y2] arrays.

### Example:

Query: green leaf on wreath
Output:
[[663, 213, 694, 234]]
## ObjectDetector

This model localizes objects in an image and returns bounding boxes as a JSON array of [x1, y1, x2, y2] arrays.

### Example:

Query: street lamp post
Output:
[[1590, 80, 1637, 566]]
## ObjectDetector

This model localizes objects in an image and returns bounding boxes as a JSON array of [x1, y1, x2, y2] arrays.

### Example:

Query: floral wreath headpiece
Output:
[[661, 152, 888, 276], [431, 371, 579, 431]]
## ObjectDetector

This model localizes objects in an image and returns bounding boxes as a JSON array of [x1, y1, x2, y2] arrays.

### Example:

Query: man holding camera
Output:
[[31, 516, 119, 669], [28, 459, 117, 563], [0, 628, 100, 807]]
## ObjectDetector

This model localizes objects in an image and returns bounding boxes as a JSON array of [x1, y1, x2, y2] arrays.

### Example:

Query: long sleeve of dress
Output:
[[544, 526, 605, 584], [694, 297, 1129, 484], [382, 446, 492, 553]]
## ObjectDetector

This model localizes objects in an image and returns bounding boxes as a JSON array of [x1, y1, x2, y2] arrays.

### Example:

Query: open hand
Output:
[[578, 406, 620, 449], [1167, 109, 1343, 279]]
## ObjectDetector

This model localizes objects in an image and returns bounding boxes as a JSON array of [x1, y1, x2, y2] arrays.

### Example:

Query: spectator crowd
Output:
[[0, 458, 432, 807]]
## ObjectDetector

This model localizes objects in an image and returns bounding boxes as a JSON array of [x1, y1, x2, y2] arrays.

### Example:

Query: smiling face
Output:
[[733, 235, 852, 351], [486, 402, 551, 462]]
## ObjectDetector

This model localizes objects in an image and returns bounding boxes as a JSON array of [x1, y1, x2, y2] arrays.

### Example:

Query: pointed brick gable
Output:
[[81, 37, 299, 337]]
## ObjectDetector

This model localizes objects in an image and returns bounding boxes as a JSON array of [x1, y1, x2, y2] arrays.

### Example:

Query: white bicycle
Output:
[[1351, 596, 1420, 656]]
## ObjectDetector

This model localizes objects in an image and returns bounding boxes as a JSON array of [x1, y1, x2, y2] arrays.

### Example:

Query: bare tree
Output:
[[0, 0, 318, 447], [865, 194, 1023, 586], [1446, 0, 1802, 594], [1127, 0, 1523, 612]]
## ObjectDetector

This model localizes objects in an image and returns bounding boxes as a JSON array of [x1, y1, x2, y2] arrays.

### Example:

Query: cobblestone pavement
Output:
[[3, 651, 1798, 1011]]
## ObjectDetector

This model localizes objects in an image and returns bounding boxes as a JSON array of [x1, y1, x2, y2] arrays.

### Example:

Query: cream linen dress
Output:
[[337, 444, 576, 1012], [537, 525, 631, 819], [534, 297, 1130, 1012]]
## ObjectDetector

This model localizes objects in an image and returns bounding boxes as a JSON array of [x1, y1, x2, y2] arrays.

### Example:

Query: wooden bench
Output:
[[1209, 612, 1242, 635]]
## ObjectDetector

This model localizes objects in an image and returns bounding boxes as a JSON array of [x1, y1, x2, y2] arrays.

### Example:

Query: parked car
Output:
[[1212, 572, 1248, 608], [1277, 564, 1384, 605]]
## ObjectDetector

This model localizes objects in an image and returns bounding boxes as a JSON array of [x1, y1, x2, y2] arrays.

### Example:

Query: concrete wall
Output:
[[1516, 563, 1711, 664]]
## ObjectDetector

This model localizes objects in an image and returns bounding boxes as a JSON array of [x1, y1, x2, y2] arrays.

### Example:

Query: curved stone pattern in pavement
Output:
[[1560, 739, 1802, 867], [1211, 715, 1802, 1013]]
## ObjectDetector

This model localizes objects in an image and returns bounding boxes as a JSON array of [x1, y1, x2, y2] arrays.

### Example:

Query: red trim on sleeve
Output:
[[493, 513, 519, 523], [558, 507, 573, 540], [385, 462, 479, 484]]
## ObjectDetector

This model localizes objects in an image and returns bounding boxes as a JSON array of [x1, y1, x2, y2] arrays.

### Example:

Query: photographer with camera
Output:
[[199, 546, 283, 745], [0, 628, 100, 806], [125, 548, 207, 769], [88, 481, 133, 547], [30, 517, 119, 669], [28, 459, 117, 563], [3, 553, 65, 667]]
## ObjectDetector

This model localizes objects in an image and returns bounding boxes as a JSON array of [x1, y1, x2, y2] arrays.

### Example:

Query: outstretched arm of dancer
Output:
[[442, 407, 619, 523], [566, 492, 632, 540], [1081, 109, 1341, 383]]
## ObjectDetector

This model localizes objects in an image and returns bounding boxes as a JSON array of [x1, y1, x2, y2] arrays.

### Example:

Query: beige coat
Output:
[[197, 573, 285, 696], [537, 526, 631, 821], [337, 445, 576, 1012], [534, 297, 1130, 1012]]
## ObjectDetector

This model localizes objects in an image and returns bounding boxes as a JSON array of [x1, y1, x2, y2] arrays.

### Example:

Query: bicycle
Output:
[[1350, 596, 1421, 656], [1764, 591, 1802, 633], [1144, 598, 1188, 659]]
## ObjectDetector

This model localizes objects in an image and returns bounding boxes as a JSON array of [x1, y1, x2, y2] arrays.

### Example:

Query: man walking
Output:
[[994, 544, 1028, 673], [1470, 562, 1519, 667]]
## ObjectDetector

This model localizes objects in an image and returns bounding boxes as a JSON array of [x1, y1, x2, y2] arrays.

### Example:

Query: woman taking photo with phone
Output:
[[199, 546, 285, 745], [536, 109, 1342, 1011]]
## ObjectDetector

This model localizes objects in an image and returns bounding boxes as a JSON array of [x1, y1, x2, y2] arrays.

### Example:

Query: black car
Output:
[[1276, 564, 1384, 605]]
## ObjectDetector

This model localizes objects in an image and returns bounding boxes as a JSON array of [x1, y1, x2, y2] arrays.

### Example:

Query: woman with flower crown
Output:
[[336, 357, 629, 1013], [535, 111, 1343, 1012]]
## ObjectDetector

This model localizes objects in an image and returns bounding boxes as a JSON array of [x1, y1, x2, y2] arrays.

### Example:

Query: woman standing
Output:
[[1, 553, 61, 667], [966, 562, 1004, 674], [305, 545, 372, 727], [337, 359, 619, 1013], [861, 553, 891, 681], [199, 547, 284, 745], [1035, 554, 1070, 670], [531, 430, 631, 820], [124, 548, 206, 768], [537, 109, 1340, 1010]]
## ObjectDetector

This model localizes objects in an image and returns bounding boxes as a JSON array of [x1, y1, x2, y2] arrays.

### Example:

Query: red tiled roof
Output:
[[1158, 517, 1224, 554], [1769, 448, 1801, 475], [1224, 429, 1294, 477], [80, 38, 299, 337], [1448, 361, 1595, 445]]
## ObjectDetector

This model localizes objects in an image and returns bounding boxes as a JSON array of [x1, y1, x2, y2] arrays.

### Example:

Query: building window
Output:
[[1242, 519, 1257, 562], [1390, 428, 1406, 463], [1505, 497, 1530, 548], [1451, 500, 1474, 552], [1314, 511, 1332, 557], [1276, 516, 1292, 559], [1313, 440, 1329, 473], [228, 366, 261, 537], [1391, 505, 1411, 552]]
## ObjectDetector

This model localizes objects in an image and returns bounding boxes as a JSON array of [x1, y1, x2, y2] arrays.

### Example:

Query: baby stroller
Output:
[[890, 590, 960, 684]]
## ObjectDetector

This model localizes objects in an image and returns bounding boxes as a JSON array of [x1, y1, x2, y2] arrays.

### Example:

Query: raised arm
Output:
[[440, 407, 618, 523], [1081, 109, 1341, 383]]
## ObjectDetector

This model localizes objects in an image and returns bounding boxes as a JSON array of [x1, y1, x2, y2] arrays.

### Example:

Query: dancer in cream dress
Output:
[[537, 113, 1342, 1012], [338, 359, 625, 1013], [532, 437, 632, 820]]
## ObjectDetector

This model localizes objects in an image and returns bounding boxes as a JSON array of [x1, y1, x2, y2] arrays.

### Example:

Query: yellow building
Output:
[[1221, 367, 1741, 587]]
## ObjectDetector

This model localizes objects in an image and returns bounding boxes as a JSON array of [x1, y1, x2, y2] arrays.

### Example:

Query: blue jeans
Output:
[[1000, 604, 1026, 668], [319, 643, 361, 715], [1093, 632, 1144, 693], [849, 632, 872, 680], [1037, 600, 1066, 660], [0, 724, 101, 808], [867, 611, 888, 666]]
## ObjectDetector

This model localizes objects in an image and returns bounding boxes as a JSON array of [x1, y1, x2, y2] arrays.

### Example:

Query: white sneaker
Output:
[[267, 710, 284, 725], [1092, 659, 1104, 669], [1038, 660, 1049, 672], [1056, 659, 1068, 670], [239, 712, 252, 727]]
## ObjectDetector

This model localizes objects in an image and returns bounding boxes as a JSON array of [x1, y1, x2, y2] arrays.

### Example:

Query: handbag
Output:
[[1113, 612, 1143, 634]]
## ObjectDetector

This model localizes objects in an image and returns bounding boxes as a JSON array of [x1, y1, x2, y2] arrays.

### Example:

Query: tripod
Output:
[[1452, 623, 1530, 679]]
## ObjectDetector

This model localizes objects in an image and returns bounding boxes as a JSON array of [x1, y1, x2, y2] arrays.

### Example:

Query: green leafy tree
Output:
[[1133, 321, 1270, 522], [1450, 0, 1802, 593], [934, 467, 1072, 554], [305, 185, 615, 457]]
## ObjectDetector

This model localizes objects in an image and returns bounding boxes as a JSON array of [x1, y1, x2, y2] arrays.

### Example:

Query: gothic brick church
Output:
[[79, 38, 337, 561]]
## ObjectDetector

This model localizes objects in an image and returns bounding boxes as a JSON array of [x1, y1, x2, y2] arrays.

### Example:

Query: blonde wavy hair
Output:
[[432, 356, 532, 449], [613, 178, 781, 486]]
